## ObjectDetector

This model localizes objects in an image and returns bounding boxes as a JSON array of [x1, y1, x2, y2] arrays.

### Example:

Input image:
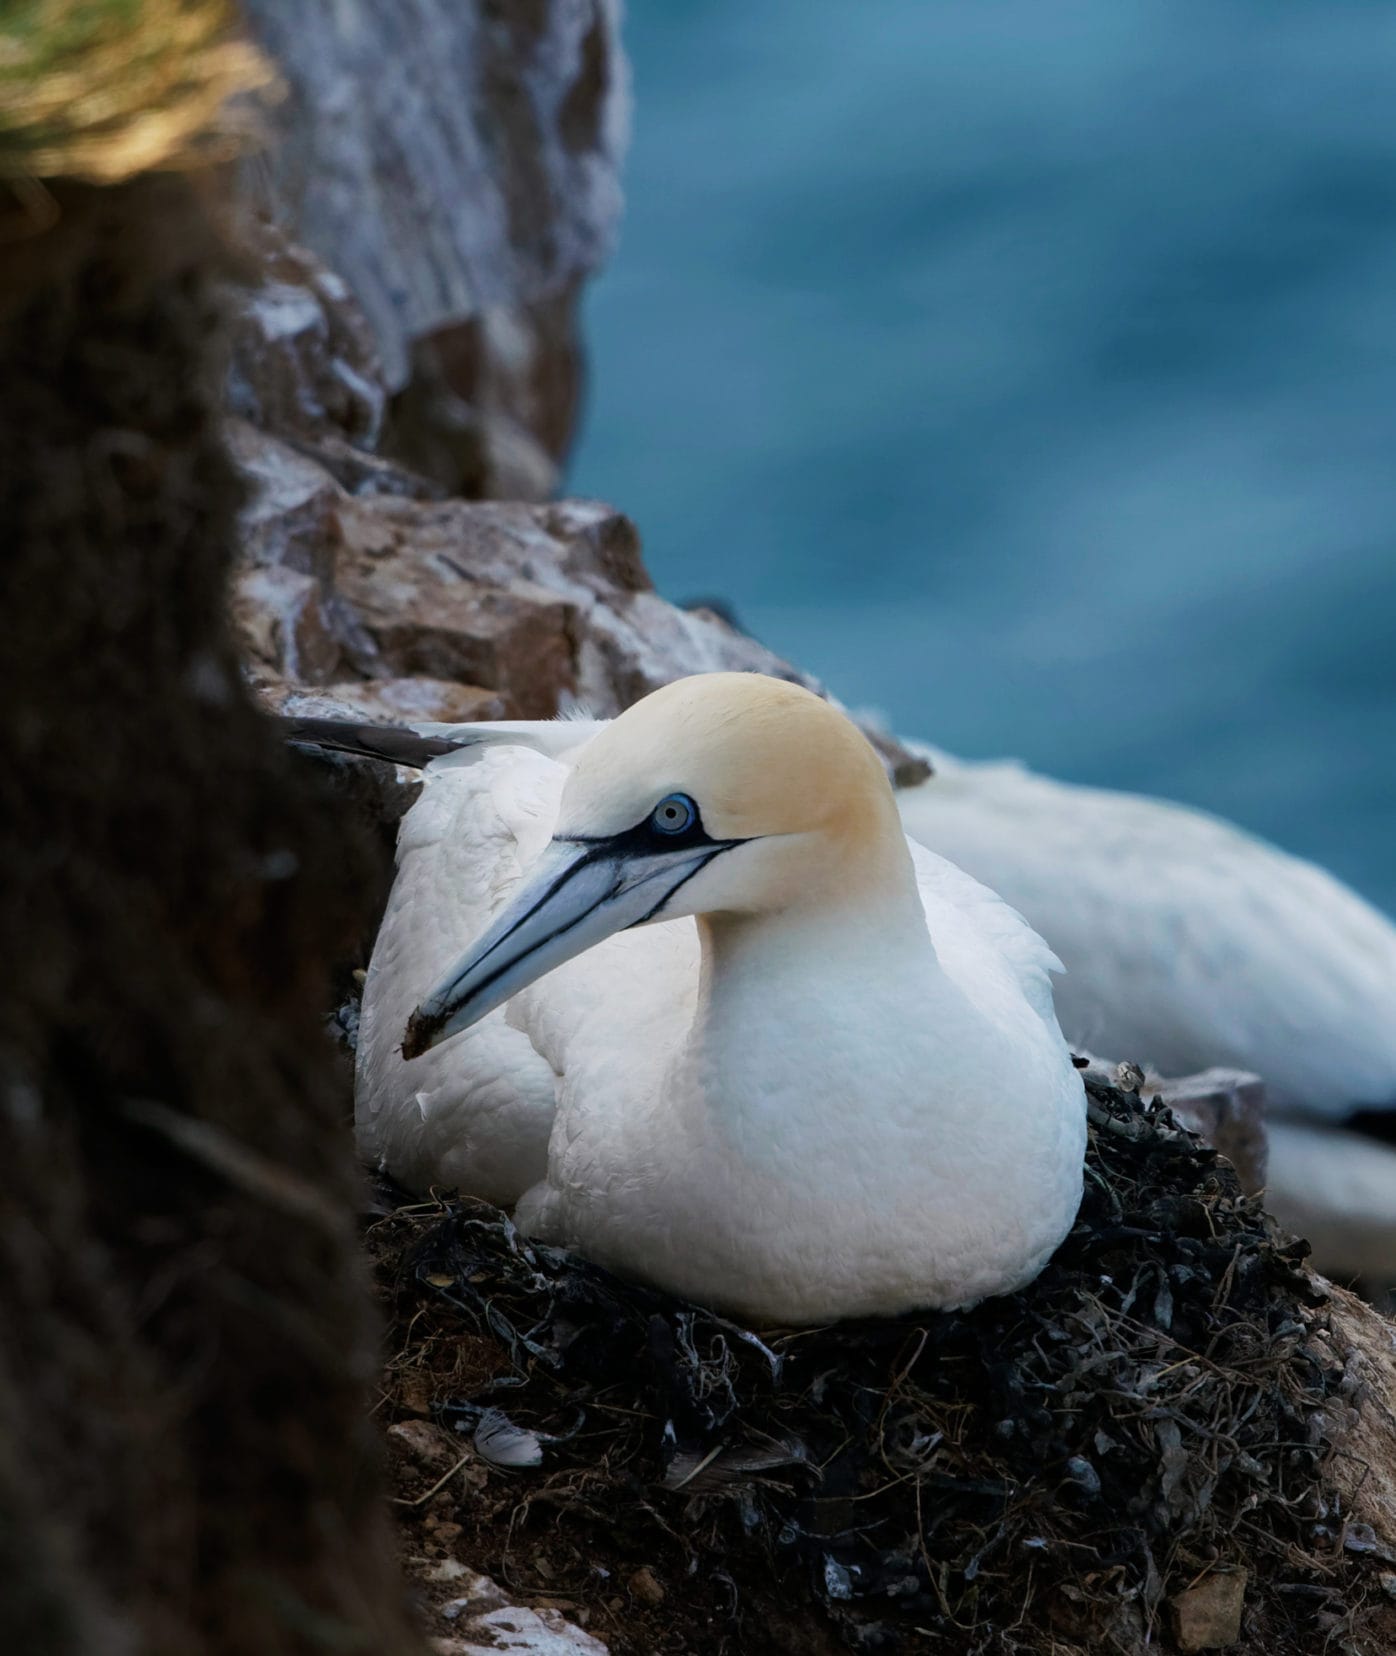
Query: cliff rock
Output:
[[239, 0, 629, 496]]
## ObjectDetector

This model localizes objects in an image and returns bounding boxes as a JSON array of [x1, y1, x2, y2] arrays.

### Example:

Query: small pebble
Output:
[[629, 1566, 665, 1606], [1171, 1569, 1247, 1651]]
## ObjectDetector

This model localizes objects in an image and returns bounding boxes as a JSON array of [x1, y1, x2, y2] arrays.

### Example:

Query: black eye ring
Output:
[[651, 793, 697, 836]]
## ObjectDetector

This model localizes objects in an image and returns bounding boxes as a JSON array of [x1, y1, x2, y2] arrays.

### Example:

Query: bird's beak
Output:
[[402, 837, 724, 1057]]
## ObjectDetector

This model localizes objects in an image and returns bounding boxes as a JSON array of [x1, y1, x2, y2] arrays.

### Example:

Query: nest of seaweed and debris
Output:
[[368, 1072, 1384, 1655]]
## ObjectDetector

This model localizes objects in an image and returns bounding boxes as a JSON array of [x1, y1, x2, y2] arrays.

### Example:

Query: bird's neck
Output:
[[697, 869, 934, 996], [682, 844, 949, 1152], [701, 815, 932, 976]]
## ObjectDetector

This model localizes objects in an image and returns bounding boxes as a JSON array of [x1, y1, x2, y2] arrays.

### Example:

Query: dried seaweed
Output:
[[370, 1075, 1370, 1653]]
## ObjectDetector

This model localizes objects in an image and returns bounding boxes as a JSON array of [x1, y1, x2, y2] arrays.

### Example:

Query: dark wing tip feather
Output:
[[283, 716, 470, 771]]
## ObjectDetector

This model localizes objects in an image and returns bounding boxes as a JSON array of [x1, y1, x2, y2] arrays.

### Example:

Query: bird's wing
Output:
[[286, 713, 606, 772], [356, 736, 702, 1204], [355, 744, 568, 1201], [906, 836, 1065, 1037], [423, 717, 607, 768], [899, 757, 1396, 1115]]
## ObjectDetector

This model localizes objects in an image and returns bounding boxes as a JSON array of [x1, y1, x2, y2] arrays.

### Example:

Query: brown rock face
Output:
[[239, 0, 629, 494], [390, 290, 586, 501], [221, 230, 840, 746], [0, 177, 417, 1655], [231, 423, 833, 729], [1328, 1283, 1396, 1547], [220, 128, 932, 784], [225, 218, 387, 453]]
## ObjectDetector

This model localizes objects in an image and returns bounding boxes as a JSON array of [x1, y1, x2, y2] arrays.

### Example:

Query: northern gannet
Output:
[[895, 748, 1396, 1283], [338, 674, 1087, 1324], [896, 748, 1396, 1118]]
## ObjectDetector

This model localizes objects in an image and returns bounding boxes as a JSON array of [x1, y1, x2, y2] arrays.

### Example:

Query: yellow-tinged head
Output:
[[404, 672, 915, 1056], [565, 671, 899, 847]]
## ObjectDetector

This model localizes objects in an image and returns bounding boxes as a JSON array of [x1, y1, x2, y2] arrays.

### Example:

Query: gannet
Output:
[[339, 674, 1087, 1324], [895, 747, 1396, 1118], [894, 748, 1396, 1284]]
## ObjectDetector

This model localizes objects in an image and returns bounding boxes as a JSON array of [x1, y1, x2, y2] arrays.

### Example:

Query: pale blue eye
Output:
[[651, 793, 697, 836]]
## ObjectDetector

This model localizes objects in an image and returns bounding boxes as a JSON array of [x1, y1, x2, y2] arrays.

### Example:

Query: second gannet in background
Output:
[[895, 747, 1396, 1119], [346, 673, 1087, 1324], [894, 746, 1396, 1285]]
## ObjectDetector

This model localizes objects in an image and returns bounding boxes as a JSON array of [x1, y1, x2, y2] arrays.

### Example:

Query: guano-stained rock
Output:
[[426, 1565, 609, 1655], [226, 219, 386, 450], [239, 0, 629, 494], [239, 0, 628, 387], [230, 427, 836, 731]]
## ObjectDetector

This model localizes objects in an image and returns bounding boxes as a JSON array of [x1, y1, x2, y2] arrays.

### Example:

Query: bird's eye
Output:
[[651, 793, 697, 836]]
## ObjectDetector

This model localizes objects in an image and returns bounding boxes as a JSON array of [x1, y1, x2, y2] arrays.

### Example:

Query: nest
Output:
[[369, 1074, 1381, 1654]]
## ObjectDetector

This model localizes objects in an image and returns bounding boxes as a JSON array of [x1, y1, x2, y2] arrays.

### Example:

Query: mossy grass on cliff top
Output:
[[0, 0, 272, 183]]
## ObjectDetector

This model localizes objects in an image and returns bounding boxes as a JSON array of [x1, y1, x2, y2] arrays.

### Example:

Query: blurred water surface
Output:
[[570, 0, 1396, 913]]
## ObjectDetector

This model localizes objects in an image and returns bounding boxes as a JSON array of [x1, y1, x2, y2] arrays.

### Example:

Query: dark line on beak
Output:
[[451, 843, 610, 986], [403, 879, 618, 1059], [403, 843, 740, 1059], [631, 845, 733, 926]]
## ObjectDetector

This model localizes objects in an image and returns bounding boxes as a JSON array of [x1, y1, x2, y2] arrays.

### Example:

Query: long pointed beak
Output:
[[402, 838, 724, 1058]]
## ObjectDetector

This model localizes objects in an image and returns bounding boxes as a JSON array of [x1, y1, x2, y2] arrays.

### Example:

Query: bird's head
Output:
[[402, 672, 905, 1057]]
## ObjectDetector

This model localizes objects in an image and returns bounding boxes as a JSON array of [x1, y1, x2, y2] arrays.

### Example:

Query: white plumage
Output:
[[896, 746, 1396, 1119], [356, 675, 1087, 1324], [356, 745, 561, 1203], [331, 681, 1396, 1300]]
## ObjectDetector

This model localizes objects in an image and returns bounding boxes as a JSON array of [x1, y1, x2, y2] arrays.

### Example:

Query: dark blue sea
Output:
[[570, 1, 1396, 915]]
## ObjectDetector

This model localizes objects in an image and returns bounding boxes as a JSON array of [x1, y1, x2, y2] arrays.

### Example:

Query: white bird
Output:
[[344, 673, 1087, 1325], [293, 688, 1396, 1287], [895, 746, 1396, 1119], [895, 746, 1396, 1283]]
